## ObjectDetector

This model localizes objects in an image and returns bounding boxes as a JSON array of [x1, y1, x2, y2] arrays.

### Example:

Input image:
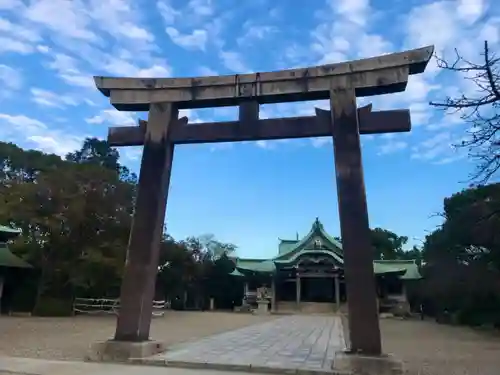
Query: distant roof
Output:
[[232, 218, 421, 279], [0, 244, 32, 269], [374, 260, 421, 279], [229, 268, 245, 277], [0, 225, 21, 234]]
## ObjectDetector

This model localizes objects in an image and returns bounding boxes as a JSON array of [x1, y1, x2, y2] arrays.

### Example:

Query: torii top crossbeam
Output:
[[94, 46, 434, 111]]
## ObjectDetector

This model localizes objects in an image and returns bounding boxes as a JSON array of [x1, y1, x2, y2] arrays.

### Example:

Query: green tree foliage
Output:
[[370, 228, 409, 260], [156, 234, 239, 310], [336, 229, 422, 262], [66, 138, 137, 184], [0, 139, 238, 315], [0, 140, 135, 313], [420, 183, 500, 326]]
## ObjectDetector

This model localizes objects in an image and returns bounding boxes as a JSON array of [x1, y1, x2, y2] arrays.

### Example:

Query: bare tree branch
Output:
[[430, 41, 500, 184]]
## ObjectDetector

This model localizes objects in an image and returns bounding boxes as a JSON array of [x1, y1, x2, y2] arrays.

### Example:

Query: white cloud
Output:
[[157, 0, 180, 25], [198, 66, 218, 76], [411, 131, 467, 164], [86, 109, 137, 126], [45, 52, 95, 88], [0, 17, 41, 42], [24, 0, 97, 41], [166, 27, 208, 51], [87, 0, 155, 46], [478, 17, 500, 44], [30, 88, 78, 108], [0, 112, 82, 156], [0, 0, 494, 165], [219, 50, 249, 73], [0, 113, 46, 134], [312, 0, 381, 66], [331, 0, 370, 26], [188, 0, 214, 17], [122, 147, 143, 161], [27, 134, 81, 156], [119, 23, 154, 42], [405, 1, 459, 53], [378, 140, 408, 155], [356, 34, 392, 58], [59, 74, 95, 88], [255, 139, 290, 150], [48, 53, 80, 73], [409, 103, 434, 127], [103, 57, 172, 77], [36, 44, 50, 53], [456, 0, 487, 25], [0, 36, 33, 53], [0, 112, 82, 155], [0, 64, 23, 90], [256, 140, 270, 149], [237, 22, 278, 46], [311, 137, 332, 148], [103, 59, 143, 76], [137, 64, 171, 77], [210, 143, 233, 152], [0, 0, 23, 10]]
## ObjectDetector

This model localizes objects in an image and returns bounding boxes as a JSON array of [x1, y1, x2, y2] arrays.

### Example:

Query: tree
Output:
[[1, 139, 242, 314], [398, 245, 423, 265], [156, 234, 238, 310], [420, 183, 500, 325], [0, 141, 136, 313], [425, 183, 500, 269], [335, 229, 418, 260], [66, 137, 137, 183], [430, 41, 500, 183], [370, 228, 408, 260], [66, 138, 120, 171]]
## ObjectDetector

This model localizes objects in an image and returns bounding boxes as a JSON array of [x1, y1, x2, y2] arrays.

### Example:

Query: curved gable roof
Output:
[[273, 218, 343, 261], [231, 219, 422, 279]]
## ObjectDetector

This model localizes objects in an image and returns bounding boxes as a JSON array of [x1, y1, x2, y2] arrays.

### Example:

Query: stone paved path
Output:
[[150, 315, 345, 373]]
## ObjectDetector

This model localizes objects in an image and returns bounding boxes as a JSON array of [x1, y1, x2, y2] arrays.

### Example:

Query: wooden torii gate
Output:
[[94, 45, 433, 356]]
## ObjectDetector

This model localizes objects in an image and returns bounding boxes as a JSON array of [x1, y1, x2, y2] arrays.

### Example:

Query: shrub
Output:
[[33, 297, 74, 317]]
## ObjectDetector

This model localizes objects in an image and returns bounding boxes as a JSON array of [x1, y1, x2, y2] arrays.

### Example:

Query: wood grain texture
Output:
[[329, 87, 382, 355], [107, 106, 411, 146]]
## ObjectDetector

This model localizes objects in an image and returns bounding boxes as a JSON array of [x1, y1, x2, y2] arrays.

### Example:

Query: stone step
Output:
[[276, 301, 340, 314]]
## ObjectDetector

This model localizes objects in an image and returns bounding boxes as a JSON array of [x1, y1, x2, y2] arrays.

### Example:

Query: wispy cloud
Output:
[[0, 0, 496, 167], [86, 109, 137, 127]]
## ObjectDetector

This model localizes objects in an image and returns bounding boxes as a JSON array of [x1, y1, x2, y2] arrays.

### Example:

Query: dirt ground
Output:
[[1, 312, 500, 375], [381, 318, 500, 375], [0, 311, 277, 360]]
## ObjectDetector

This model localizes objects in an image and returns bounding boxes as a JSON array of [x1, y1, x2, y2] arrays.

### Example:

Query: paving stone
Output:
[[154, 315, 345, 373]]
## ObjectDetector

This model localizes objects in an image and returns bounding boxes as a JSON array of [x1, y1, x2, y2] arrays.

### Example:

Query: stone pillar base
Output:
[[85, 340, 166, 363], [333, 351, 403, 375], [253, 300, 270, 315]]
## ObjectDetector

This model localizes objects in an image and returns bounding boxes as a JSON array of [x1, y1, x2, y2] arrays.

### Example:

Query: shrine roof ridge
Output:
[[94, 45, 434, 111]]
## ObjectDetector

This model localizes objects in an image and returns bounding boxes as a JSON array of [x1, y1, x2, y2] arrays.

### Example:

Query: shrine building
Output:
[[229, 218, 420, 314]]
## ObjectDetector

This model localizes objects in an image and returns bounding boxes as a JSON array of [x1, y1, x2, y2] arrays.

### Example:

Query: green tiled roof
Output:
[[0, 225, 22, 242], [231, 218, 422, 280], [374, 260, 421, 279], [0, 226, 22, 234], [0, 225, 32, 269], [229, 268, 245, 277], [0, 244, 32, 269], [236, 259, 276, 273], [274, 249, 344, 265], [274, 218, 343, 262]]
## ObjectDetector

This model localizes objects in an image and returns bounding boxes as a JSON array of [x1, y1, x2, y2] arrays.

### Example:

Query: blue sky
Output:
[[0, 0, 499, 258]]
